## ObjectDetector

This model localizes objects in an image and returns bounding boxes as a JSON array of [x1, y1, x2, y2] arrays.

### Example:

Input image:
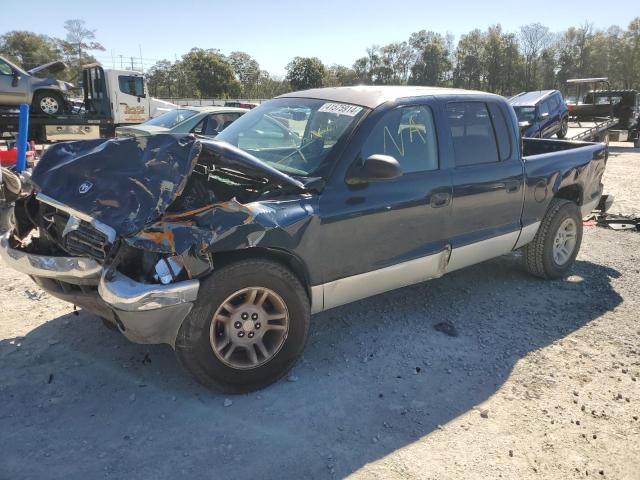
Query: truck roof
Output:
[[508, 90, 556, 107], [278, 86, 496, 109]]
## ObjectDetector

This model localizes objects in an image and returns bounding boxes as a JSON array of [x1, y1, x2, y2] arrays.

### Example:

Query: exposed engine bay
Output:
[[7, 134, 310, 286]]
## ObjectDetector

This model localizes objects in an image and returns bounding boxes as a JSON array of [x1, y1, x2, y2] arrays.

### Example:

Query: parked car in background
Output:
[[115, 106, 247, 137], [0, 55, 73, 115], [508, 90, 569, 139], [583, 89, 640, 146]]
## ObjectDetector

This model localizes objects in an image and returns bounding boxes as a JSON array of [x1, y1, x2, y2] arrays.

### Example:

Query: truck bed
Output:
[[521, 137, 608, 225]]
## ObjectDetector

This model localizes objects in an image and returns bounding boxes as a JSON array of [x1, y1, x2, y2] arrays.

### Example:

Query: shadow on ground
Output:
[[0, 255, 622, 479]]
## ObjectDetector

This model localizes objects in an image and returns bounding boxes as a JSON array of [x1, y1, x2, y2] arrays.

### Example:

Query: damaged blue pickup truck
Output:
[[0, 87, 607, 392]]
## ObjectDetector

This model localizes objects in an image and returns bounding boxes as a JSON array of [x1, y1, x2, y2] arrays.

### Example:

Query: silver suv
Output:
[[0, 56, 73, 115]]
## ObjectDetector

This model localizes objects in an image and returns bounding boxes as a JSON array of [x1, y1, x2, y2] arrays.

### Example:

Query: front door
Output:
[[319, 101, 453, 309], [0, 59, 29, 105], [112, 73, 150, 125], [445, 100, 524, 272]]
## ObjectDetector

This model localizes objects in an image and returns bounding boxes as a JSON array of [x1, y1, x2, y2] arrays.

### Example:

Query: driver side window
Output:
[[361, 106, 438, 173], [0, 60, 13, 76]]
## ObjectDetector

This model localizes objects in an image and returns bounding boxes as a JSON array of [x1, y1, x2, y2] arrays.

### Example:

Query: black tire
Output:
[[32, 91, 64, 115], [522, 198, 583, 279], [175, 259, 310, 393], [557, 117, 569, 139]]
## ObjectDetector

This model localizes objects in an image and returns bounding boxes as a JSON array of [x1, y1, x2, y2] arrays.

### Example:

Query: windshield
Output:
[[514, 106, 536, 123], [215, 98, 367, 177], [144, 109, 198, 128]]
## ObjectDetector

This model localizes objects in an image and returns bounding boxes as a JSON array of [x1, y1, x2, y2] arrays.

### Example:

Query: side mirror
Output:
[[346, 154, 403, 185], [11, 72, 20, 87]]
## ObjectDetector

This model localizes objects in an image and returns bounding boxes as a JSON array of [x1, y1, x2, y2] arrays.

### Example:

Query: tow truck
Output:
[[0, 64, 176, 142]]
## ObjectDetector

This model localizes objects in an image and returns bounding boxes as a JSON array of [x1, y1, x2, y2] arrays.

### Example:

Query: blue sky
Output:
[[2, 0, 638, 76]]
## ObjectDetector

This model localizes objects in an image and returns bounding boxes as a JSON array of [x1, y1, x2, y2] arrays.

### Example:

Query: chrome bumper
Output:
[[0, 232, 200, 346], [0, 232, 102, 284]]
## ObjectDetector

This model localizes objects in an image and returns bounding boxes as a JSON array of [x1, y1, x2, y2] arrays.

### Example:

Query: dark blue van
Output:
[[508, 90, 569, 139]]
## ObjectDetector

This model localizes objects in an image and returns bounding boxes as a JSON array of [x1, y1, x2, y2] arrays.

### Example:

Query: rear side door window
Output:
[[447, 102, 499, 166], [538, 100, 550, 118], [361, 105, 438, 173], [487, 104, 512, 161]]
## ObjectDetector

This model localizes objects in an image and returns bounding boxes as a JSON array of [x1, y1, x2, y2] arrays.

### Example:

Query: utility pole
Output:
[[130, 57, 134, 71], [119, 55, 123, 69]]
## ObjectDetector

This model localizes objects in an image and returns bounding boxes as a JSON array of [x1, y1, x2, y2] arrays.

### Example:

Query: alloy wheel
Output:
[[209, 287, 289, 369]]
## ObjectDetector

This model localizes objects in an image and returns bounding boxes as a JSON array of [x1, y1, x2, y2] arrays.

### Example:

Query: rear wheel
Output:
[[523, 198, 583, 279], [32, 91, 64, 115], [557, 117, 569, 139], [175, 259, 310, 393]]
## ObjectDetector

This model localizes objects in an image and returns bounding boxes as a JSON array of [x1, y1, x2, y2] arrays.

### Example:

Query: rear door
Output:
[[539, 98, 559, 138], [112, 73, 149, 124], [445, 100, 524, 272]]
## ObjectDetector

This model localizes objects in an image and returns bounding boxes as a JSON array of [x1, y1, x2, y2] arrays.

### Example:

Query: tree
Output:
[[453, 29, 485, 89], [379, 42, 413, 84], [285, 56, 325, 90], [228, 51, 260, 97], [146, 60, 174, 97], [0, 31, 61, 71], [323, 64, 357, 86], [519, 23, 551, 89], [408, 31, 452, 86], [181, 48, 239, 97]]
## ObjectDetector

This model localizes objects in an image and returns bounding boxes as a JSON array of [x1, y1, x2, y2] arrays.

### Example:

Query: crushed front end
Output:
[[0, 134, 308, 347], [1, 190, 201, 346]]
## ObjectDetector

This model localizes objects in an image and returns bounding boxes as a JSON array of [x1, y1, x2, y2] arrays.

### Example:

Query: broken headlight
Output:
[[154, 256, 184, 285]]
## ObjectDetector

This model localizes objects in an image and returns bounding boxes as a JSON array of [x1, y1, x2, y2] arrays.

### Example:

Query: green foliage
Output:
[[4, 17, 640, 100], [0, 23, 102, 85], [285, 56, 325, 90], [0, 31, 61, 70], [408, 31, 452, 86]]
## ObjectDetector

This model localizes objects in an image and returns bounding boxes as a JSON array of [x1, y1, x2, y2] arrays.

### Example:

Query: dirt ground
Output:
[[1, 143, 639, 480]]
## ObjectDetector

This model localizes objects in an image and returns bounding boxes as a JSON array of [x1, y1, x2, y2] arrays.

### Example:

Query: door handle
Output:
[[430, 192, 451, 208]]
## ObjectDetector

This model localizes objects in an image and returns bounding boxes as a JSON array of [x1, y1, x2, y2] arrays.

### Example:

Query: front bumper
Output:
[[0, 232, 199, 347]]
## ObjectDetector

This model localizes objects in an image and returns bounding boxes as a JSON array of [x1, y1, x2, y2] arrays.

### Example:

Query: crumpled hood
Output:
[[32, 134, 200, 236], [31, 134, 304, 237], [28, 60, 67, 76]]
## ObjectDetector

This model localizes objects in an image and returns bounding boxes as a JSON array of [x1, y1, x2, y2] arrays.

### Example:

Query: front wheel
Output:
[[522, 198, 583, 279], [175, 259, 310, 393], [32, 91, 64, 115]]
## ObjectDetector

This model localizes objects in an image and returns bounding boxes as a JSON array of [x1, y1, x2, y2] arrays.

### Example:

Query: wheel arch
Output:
[[553, 183, 583, 206], [210, 247, 313, 302], [32, 87, 64, 98]]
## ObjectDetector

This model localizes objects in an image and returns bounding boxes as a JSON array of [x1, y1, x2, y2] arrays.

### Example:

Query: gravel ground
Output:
[[1, 143, 639, 479]]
